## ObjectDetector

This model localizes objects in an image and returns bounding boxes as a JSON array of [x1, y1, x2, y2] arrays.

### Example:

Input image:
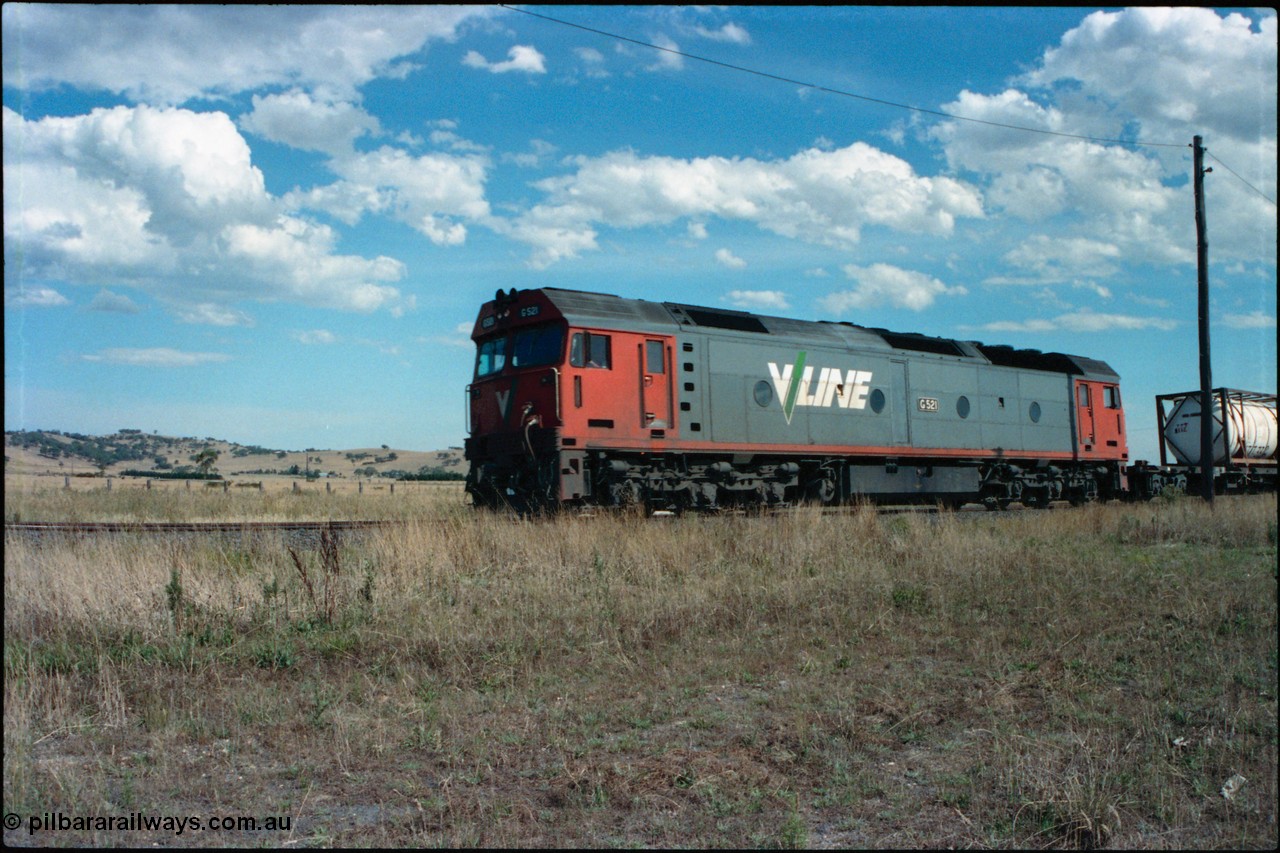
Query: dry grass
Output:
[[4, 475, 466, 522], [3, 486, 1276, 848]]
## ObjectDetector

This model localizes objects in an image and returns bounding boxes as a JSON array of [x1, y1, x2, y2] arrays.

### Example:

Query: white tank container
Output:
[[1163, 391, 1277, 466]]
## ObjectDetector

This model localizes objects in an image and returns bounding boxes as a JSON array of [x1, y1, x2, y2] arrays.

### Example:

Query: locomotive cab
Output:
[[465, 288, 681, 510], [469, 321, 565, 438], [1073, 378, 1128, 461], [464, 290, 569, 509]]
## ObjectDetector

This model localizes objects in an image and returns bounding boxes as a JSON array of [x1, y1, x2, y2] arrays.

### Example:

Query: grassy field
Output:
[[3, 475, 466, 522], [3, 478, 1276, 848]]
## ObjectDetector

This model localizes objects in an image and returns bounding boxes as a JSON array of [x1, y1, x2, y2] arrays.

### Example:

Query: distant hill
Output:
[[3, 429, 465, 480]]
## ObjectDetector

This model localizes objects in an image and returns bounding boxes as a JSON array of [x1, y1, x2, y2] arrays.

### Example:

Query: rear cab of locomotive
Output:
[[464, 288, 680, 509], [966, 346, 1130, 506]]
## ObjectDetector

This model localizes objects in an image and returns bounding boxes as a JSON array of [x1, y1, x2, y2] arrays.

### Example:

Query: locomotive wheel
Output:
[[806, 473, 838, 505], [1023, 488, 1051, 509]]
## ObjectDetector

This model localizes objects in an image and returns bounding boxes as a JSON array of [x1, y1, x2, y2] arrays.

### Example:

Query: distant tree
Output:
[[194, 448, 219, 476]]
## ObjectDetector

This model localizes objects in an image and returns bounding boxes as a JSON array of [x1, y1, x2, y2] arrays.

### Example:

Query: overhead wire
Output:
[[1205, 152, 1277, 206], [501, 5, 1276, 207]]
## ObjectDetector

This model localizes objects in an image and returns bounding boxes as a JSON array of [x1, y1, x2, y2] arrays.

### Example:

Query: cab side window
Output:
[[570, 332, 611, 368], [1103, 386, 1121, 409], [645, 340, 664, 373]]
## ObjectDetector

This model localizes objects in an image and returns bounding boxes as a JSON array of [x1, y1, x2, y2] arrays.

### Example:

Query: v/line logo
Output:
[[769, 351, 874, 424]]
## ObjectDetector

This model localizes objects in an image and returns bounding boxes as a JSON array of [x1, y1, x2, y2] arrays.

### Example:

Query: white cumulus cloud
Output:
[[820, 263, 968, 313], [88, 289, 141, 314], [999, 235, 1124, 284], [2, 5, 495, 103], [3, 105, 409, 317], [285, 142, 491, 246], [694, 23, 751, 45], [509, 143, 983, 267], [5, 286, 70, 308], [240, 91, 381, 156], [976, 311, 1177, 334], [294, 329, 338, 345], [81, 348, 232, 367], [714, 248, 747, 269], [462, 45, 547, 74], [724, 290, 789, 311], [932, 7, 1275, 271], [173, 303, 254, 327], [1222, 310, 1276, 329]]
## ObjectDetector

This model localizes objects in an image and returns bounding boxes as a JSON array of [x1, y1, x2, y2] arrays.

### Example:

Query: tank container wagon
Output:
[[464, 288, 1137, 512], [1128, 388, 1277, 496]]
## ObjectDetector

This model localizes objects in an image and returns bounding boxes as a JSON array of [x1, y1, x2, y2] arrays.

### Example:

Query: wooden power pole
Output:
[[1192, 136, 1214, 503]]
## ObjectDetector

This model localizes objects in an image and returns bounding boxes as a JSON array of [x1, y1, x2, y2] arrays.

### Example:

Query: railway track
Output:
[[4, 503, 1047, 544], [4, 519, 394, 547], [5, 520, 391, 533]]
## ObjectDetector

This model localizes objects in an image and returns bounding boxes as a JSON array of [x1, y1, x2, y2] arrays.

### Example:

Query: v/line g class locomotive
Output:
[[464, 287, 1275, 512]]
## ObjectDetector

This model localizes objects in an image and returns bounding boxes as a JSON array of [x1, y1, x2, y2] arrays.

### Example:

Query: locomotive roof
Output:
[[535, 287, 1119, 380]]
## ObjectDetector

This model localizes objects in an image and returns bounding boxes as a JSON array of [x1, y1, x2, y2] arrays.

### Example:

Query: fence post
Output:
[[146, 479, 152, 490], [359, 480, 364, 494], [107, 477, 112, 491], [64, 475, 70, 490], [292, 481, 300, 494], [390, 482, 395, 495], [326, 481, 331, 494], [259, 482, 264, 493], [223, 481, 229, 493]]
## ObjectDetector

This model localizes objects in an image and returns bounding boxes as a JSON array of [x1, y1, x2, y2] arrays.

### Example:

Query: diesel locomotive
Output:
[[464, 287, 1273, 512], [463, 285, 1141, 512]]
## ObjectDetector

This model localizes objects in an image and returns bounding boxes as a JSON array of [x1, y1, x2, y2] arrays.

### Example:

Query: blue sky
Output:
[[4, 5, 1275, 460]]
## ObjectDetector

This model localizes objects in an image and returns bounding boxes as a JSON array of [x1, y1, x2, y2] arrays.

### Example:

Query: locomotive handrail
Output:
[[552, 368, 561, 422]]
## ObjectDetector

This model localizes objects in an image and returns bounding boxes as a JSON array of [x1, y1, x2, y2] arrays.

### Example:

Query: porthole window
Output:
[[869, 388, 886, 414], [753, 380, 773, 408], [956, 395, 970, 419], [1029, 401, 1041, 423]]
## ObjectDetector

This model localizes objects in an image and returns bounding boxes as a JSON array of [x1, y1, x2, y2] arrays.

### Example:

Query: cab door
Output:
[[1073, 379, 1127, 459], [1075, 380, 1096, 451], [640, 338, 673, 430], [1095, 383, 1127, 456]]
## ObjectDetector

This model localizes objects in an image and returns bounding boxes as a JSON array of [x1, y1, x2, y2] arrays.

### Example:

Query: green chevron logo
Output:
[[782, 350, 807, 423]]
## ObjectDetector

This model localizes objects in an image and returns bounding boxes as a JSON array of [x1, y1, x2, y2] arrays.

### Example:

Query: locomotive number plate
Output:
[[917, 397, 939, 413]]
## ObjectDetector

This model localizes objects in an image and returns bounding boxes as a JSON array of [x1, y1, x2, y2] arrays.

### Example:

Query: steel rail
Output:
[[4, 503, 1051, 537], [4, 520, 395, 535]]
